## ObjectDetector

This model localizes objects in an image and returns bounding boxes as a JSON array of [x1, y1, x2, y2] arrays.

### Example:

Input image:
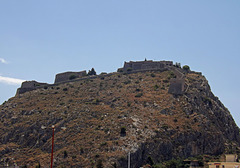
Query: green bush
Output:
[[163, 79, 169, 83], [154, 85, 159, 90], [161, 124, 169, 130], [136, 88, 141, 92], [117, 68, 123, 72], [63, 150, 68, 158], [92, 99, 100, 105], [69, 75, 77, 80], [35, 162, 41, 168], [135, 93, 143, 97], [123, 80, 131, 85], [168, 71, 176, 79], [120, 126, 126, 136], [183, 65, 190, 71], [127, 67, 132, 72], [147, 156, 154, 166], [100, 142, 107, 147], [96, 159, 103, 168], [151, 73, 156, 77]]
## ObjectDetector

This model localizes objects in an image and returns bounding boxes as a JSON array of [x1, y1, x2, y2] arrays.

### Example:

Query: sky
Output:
[[0, 1, 240, 126]]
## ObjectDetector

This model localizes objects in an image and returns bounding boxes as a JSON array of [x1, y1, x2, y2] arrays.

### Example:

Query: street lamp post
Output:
[[128, 152, 130, 168], [41, 125, 66, 168]]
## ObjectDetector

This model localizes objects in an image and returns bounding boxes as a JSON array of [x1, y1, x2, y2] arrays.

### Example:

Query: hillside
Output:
[[0, 63, 240, 167]]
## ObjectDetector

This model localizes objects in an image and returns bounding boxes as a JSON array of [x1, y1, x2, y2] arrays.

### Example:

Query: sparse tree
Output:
[[63, 150, 68, 158], [88, 68, 96, 75], [147, 156, 154, 166]]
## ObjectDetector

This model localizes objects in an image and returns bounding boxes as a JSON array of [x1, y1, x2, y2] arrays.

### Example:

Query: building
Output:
[[208, 154, 240, 168]]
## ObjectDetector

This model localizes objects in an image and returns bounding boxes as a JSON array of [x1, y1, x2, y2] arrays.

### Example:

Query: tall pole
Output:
[[51, 125, 55, 168], [128, 152, 130, 168]]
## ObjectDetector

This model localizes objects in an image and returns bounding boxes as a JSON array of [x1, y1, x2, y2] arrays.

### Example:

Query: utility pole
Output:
[[128, 152, 130, 168], [50, 125, 55, 168]]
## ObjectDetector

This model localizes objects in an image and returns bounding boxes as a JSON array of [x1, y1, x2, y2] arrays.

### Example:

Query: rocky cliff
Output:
[[0, 66, 239, 167]]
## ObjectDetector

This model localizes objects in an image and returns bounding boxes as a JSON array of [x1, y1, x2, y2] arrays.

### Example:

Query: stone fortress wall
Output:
[[118, 60, 173, 72], [16, 60, 189, 95], [16, 81, 48, 95], [168, 78, 185, 95], [54, 71, 87, 84]]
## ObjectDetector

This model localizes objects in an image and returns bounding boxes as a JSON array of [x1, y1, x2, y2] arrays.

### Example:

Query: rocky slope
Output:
[[0, 66, 239, 167]]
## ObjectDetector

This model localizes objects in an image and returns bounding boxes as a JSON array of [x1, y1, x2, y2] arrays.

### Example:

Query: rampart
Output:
[[54, 71, 87, 84]]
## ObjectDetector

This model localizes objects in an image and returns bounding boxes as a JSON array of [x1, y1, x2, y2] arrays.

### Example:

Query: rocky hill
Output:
[[0, 62, 240, 167]]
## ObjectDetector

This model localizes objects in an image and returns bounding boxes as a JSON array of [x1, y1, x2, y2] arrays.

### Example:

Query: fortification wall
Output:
[[21, 81, 47, 88], [16, 81, 48, 95], [168, 78, 185, 95], [122, 60, 173, 72], [54, 71, 87, 84]]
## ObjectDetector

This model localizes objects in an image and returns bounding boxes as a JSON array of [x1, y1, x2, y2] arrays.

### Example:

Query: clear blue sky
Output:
[[0, 1, 240, 126]]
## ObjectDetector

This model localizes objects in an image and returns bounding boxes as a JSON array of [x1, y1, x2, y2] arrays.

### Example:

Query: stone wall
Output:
[[54, 71, 87, 84], [120, 60, 173, 72], [168, 78, 185, 95], [16, 81, 48, 95]]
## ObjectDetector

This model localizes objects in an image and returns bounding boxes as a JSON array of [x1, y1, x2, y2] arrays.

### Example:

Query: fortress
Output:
[[16, 60, 187, 95], [118, 60, 173, 72]]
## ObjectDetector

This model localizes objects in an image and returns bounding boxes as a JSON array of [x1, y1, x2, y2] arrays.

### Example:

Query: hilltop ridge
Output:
[[1, 60, 239, 167]]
